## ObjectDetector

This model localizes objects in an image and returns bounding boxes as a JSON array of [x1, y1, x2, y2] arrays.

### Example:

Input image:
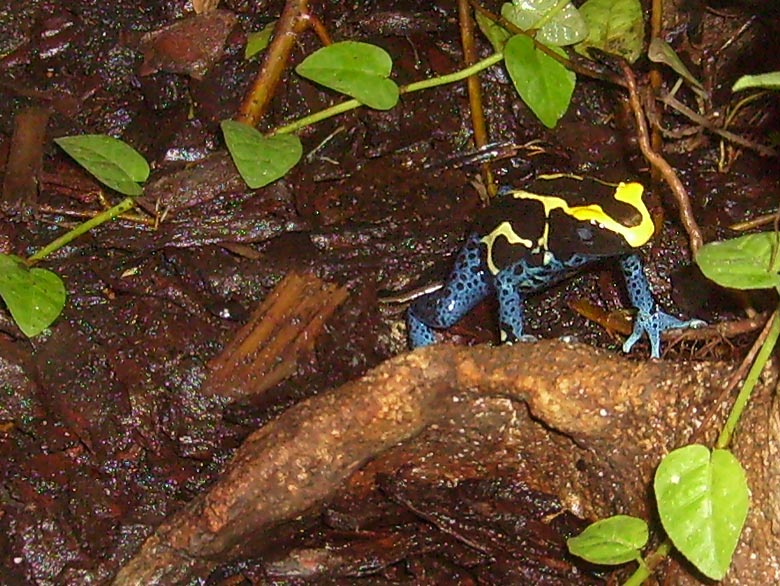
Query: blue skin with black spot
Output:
[[407, 187, 702, 358]]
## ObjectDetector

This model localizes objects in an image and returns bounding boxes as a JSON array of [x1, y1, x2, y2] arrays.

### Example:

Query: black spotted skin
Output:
[[407, 176, 703, 357]]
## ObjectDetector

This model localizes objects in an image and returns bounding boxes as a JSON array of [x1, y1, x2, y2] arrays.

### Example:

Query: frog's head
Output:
[[548, 181, 653, 259]]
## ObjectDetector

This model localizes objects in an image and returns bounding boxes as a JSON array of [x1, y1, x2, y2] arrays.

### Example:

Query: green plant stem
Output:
[[716, 306, 780, 449], [623, 539, 672, 586], [272, 52, 504, 136], [401, 52, 504, 94], [27, 197, 136, 264]]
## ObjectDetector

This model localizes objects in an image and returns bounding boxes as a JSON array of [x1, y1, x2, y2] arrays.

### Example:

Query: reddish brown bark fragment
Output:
[[138, 9, 237, 80], [204, 271, 349, 401], [1, 106, 49, 218]]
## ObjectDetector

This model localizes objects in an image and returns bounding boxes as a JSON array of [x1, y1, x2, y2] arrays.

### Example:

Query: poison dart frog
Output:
[[407, 175, 704, 358]]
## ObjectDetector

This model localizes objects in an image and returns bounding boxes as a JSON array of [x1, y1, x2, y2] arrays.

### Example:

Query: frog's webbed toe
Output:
[[623, 309, 706, 359]]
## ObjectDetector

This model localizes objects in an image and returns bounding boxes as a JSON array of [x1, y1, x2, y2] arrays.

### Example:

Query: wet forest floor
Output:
[[1, 1, 779, 585]]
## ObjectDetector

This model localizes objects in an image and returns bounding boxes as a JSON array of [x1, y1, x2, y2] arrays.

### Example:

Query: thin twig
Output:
[[621, 62, 704, 253], [458, 0, 496, 198], [659, 92, 779, 158], [301, 11, 332, 46], [37, 204, 155, 226], [648, 0, 664, 168]]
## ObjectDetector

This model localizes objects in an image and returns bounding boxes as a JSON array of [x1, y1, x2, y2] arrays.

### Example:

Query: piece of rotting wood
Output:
[[204, 271, 348, 401], [111, 342, 742, 586], [1, 106, 49, 218]]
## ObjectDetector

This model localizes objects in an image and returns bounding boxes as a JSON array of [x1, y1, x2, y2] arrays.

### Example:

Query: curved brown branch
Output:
[[112, 341, 742, 586]]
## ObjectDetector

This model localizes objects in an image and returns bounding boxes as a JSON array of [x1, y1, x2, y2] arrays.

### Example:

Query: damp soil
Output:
[[1, 1, 779, 585]]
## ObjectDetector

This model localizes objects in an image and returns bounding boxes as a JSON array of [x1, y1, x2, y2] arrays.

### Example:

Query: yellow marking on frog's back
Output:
[[511, 181, 654, 248], [480, 181, 653, 275], [481, 221, 535, 275]]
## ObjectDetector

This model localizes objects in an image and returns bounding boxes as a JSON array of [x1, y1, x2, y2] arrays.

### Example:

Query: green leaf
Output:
[[221, 120, 302, 189], [245, 20, 276, 60], [295, 41, 399, 110], [576, 0, 644, 63], [0, 254, 66, 337], [54, 135, 149, 196], [695, 232, 780, 290], [655, 445, 749, 580], [733, 71, 780, 92], [501, 0, 587, 46], [647, 38, 704, 92], [504, 35, 575, 128], [475, 11, 512, 53], [567, 515, 648, 565]]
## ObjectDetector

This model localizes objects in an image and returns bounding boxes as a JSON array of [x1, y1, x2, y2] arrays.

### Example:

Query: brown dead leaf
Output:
[[138, 9, 237, 79]]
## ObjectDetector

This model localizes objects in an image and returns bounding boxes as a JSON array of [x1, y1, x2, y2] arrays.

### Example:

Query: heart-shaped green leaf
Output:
[[696, 232, 780, 290], [504, 35, 575, 128], [501, 0, 587, 46], [296, 41, 399, 110], [0, 254, 66, 337], [577, 0, 644, 63], [655, 445, 749, 580], [221, 120, 302, 189], [54, 134, 149, 196], [567, 515, 648, 565]]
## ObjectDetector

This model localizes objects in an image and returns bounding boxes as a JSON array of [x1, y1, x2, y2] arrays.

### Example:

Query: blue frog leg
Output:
[[619, 253, 705, 358], [495, 254, 592, 344], [495, 268, 527, 343], [407, 233, 492, 348]]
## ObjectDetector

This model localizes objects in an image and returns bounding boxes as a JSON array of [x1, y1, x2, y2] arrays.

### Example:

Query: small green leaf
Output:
[[504, 35, 575, 128], [732, 71, 780, 92], [475, 11, 512, 52], [567, 515, 648, 565], [221, 120, 302, 189], [696, 232, 780, 290], [54, 135, 149, 196], [501, 0, 587, 46], [295, 41, 399, 110], [576, 0, 643, 63], [655, 445, 749, 580], [0, 254, 66, 337], [245, 20, 276, 60], [647, 38, 704, 92]]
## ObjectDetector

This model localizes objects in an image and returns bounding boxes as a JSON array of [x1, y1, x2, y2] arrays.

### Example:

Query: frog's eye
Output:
[[577, 226, 594, 242]]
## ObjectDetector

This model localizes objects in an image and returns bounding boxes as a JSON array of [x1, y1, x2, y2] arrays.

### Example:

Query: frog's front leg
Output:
[[495, 267, 529, 343], [619, 253, 705, 358], [407, 233, 491, 348]]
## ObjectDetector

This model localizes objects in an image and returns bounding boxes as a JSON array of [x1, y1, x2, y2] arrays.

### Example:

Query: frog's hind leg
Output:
[[407, 233, 491, 348]]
